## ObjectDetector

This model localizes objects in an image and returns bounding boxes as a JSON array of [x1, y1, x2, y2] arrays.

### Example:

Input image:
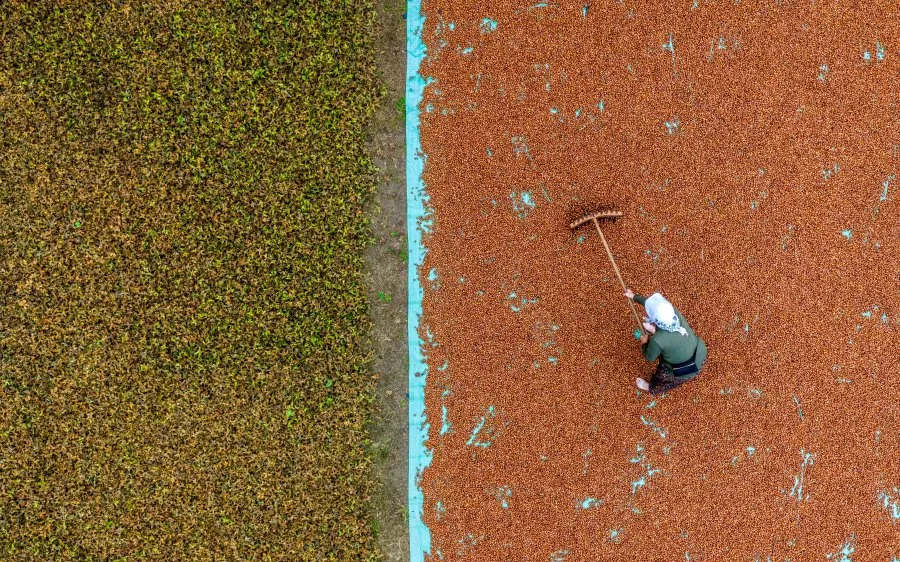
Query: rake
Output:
[[570, 209, 644, 335]]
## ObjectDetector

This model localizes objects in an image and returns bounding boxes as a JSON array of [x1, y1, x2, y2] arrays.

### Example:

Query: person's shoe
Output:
[[636, 378, 650, 392]]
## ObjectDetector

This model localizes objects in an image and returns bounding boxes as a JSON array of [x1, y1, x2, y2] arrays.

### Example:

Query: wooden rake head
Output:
[[569, 209, 624, 230]]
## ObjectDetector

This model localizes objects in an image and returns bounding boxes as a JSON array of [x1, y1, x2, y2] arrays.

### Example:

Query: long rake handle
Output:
[[592, 218, 645, 335]]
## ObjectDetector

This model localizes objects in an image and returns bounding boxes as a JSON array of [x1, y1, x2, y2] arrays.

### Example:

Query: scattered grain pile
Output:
[[415, 1, 898, 559]]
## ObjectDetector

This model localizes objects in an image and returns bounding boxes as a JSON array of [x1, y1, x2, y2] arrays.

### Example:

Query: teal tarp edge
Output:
[[406, 0, 433, 559]]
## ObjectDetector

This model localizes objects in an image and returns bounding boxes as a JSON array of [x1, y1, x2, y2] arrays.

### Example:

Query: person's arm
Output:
[[624, 289, 647, 307], [642, 337, 662, 361]]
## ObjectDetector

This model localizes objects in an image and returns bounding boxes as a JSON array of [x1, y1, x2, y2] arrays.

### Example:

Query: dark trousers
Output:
[[649, 362, 697, 395]]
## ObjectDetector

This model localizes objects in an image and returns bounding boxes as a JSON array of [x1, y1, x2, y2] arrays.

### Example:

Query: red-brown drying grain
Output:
[[415, 1, 898, 559]]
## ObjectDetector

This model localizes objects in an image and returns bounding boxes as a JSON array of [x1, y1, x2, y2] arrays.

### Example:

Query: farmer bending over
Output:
[[624, 290, 707, 394]]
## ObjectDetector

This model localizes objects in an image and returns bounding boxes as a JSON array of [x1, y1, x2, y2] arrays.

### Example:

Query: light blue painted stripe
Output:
[[407, 0, 433, 558]]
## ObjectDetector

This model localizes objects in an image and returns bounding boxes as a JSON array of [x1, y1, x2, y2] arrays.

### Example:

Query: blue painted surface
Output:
[[631, 475, 647, 494], [456, 533, 482, 556], [440, 404, 451, 435], [511, 136, 534, 166], [510, 190, 537, 217], [662, 32, 675, 53], [581, 448, 592, 474], [792, 394, 804, 420], [823, 162, 840, 180], [788, 449, 815, 502], [863, 41, 886, 62], [466, 410, 488, 445], [881, 175, 894, 201], [876, 487, 900, 520], [707, 35, 731, 63], [661, 32, 677, 76], [506, 290, 539, 312], [521, 191, 534, 207], [640, 415, 668, 439], [664, 117, 679, 134], [466, 405, 497, 448], [493, 485, 513, 509], [858, 304, 888, 327], [629, 443, 645, 463], [629, 442, 662, 494], [579, 497, 601, 509], [825, 534, 856, 561], [407, 0, 433, 557], [480, 17, 498, 33]]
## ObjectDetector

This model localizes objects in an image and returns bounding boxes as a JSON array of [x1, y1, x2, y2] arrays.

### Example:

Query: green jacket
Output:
[[634, 294, 707, 371]]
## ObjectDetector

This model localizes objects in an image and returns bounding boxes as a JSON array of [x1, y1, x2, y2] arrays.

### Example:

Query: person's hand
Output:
[[640, 333, 649, 344], [642, 321, 656, 334], [624, 289, 635, 300]]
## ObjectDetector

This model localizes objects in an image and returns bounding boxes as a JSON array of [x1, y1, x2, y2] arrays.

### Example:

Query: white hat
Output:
[[645, 293, 688, 336]]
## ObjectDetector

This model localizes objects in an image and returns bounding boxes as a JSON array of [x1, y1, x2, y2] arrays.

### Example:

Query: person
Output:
[[623, 289, 707, 394]]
